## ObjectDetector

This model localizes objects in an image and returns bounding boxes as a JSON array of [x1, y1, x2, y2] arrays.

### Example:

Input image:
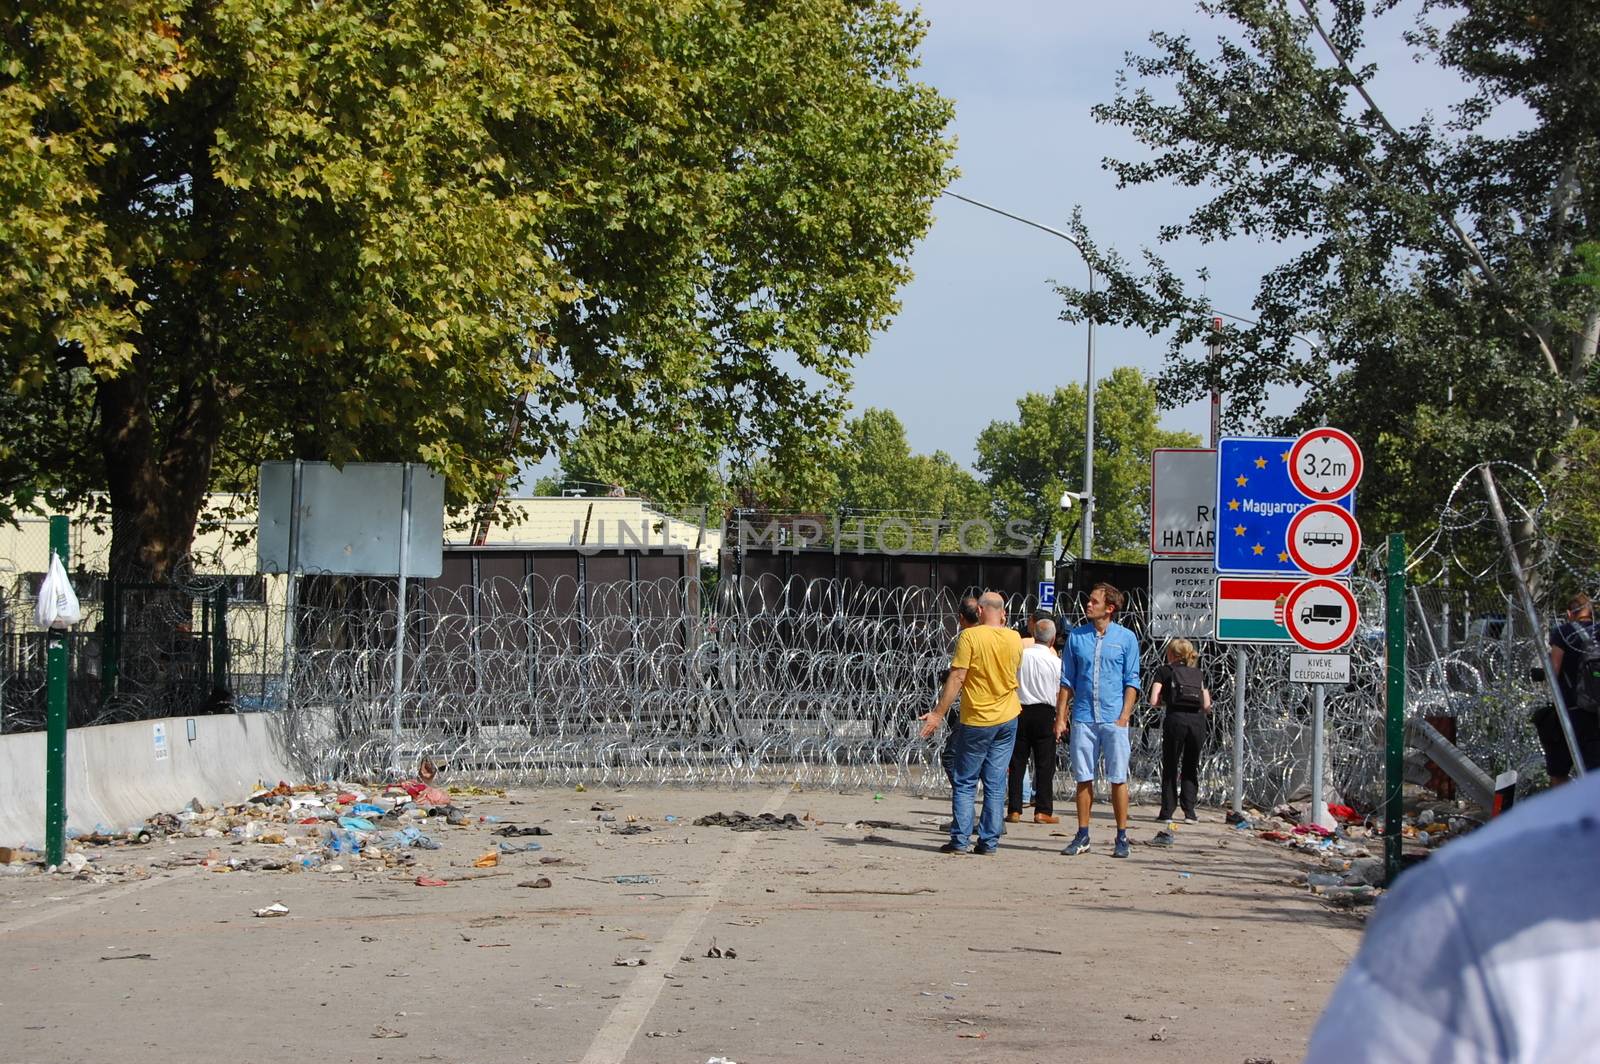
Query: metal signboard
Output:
[[1215, 437, 1353, 574], [1284, 578, 1360, 652], [1150, 448, 1218, 557], [258, 461, 445, 578], [1037, 581, 1057, 610], [1290, 653, 1351, 685], [1214, 575, 1301, 644], [1150, 559, 1215, 638]]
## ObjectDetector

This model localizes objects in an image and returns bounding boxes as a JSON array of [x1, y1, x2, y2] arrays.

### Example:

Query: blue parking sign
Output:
[[1216, 437, 1354, 574], [1037, 581, 1056, 609]]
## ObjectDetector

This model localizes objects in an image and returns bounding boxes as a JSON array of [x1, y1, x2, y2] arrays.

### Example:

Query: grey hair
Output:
[[1034, 619, 1056, 645]]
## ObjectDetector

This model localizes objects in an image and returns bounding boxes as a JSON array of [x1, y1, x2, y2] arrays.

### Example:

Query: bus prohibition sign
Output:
[[1284, 578, 1359, 652], [1288, 428, 1363, 501], [1286, 504, 1361, 575]]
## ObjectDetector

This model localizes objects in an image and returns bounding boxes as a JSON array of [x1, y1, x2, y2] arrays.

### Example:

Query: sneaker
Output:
[[1112, 835, 1130, 859], [1155, 809, 1175, 822], [1005, 811, 1022, 823], [939, 841, 968, 854], [1061, 833, 1091, 856], [1149, 830, 1175, 848], [1183, 811, 1198, 823], [973, 842, 996, 855], [1033, 812, 1060, 824]]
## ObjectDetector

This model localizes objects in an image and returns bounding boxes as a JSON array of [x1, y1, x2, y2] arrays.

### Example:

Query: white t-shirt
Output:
[[1305, 772, 1600, 1063], [1016, 643, 1061, 706]]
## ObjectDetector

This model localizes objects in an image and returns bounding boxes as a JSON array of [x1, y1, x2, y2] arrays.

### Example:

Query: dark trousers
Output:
[[1160, 711, 1206, 817], [1532, 702, 1600, 778], [1007, 704, 1058, 815]]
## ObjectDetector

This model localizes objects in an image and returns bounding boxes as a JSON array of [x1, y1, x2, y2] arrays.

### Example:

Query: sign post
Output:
[[45, 516, 69, 867], [1213, 429, 1364, 829]]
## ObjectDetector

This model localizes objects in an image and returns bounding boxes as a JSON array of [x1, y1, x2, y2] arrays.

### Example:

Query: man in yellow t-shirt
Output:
[[919, 591, 1022, 854]]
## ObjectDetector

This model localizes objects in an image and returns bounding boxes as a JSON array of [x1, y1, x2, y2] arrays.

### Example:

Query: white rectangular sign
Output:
[[1290, 653, 1350, 685], [1151, 448, 1218, 557], [1150, 558, 1216, 638], [152, 721, 169, 762]]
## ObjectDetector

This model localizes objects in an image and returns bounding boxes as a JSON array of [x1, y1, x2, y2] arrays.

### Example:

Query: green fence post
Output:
[[45, 515, 69, 867], [1384, 532, 1407, 886]]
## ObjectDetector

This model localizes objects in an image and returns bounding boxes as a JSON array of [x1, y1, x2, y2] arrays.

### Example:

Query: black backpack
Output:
[[1166, 664, 1206, 711], [1568, 624, 1600, 713]]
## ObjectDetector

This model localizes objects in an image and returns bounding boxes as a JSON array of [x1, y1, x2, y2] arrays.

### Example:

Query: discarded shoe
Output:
[[1033, 813, 1059, 824], [1149, 830, 1175, 848]]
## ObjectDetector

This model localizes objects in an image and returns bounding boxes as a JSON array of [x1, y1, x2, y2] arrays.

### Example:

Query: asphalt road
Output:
[[0, 785, 1360, 1064]]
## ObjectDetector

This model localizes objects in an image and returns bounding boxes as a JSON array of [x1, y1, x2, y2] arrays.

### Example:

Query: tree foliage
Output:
[[2, 0, 953, 577], [976, 366, 1198, 563], [830, 407, 987, 524], [1054, 0, 1600, 543]]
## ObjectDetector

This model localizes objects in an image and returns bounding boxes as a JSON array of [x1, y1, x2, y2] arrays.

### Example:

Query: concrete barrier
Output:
[[0, 713, 296, 849]]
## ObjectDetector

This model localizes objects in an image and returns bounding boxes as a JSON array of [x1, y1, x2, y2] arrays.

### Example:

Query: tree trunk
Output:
[[99, 360, 227, 583]]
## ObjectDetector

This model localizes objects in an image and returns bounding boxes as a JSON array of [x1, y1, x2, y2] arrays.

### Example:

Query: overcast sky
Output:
[[859, 0, 1471, 470]]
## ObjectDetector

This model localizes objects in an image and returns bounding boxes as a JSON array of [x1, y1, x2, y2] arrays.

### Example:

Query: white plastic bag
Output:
[[34, 552, 81, 630]]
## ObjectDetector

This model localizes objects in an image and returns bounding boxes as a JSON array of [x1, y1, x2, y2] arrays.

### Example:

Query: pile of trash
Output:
[[4, 775, 528, 881], [1232, 803, 1385, 910], [693, 811, 808, 832], [152, 778, 516, 875], [1390, 805, 1481, 849]]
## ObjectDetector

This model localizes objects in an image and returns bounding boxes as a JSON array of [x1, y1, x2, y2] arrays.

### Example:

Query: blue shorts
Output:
[[1070, 721, 1131, 784]]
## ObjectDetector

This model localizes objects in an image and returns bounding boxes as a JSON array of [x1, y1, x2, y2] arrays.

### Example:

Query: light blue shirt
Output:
[[1059, 621, 1141, 724]]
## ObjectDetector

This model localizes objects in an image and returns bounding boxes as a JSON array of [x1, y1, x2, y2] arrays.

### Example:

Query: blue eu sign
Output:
[[1037, 581, 1057, 609], [1216, 437, 1354, 575]]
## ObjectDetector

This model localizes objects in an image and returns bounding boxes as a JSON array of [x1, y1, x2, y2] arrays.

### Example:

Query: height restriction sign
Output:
[[1288, 428, 1363, 501]]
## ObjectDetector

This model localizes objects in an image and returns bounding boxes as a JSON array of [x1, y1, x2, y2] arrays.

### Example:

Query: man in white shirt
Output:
[[1007, 619, 1061, 824], [1305, 771, 1600, 1062]]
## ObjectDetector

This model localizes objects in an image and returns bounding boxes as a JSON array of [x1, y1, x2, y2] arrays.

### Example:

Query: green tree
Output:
[[1051, 0, 1600, 543], [2, 0, 953, 578], [547, 414, 729, 514], [829, 407, 987, 545], [975, 367, 1198, 562]]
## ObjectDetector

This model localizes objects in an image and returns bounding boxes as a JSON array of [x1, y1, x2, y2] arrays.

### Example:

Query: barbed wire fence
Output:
[[0, 460, 1584, 807]]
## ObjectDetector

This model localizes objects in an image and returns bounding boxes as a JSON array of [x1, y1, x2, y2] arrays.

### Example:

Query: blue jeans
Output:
[[949, 716, 1019, 850]]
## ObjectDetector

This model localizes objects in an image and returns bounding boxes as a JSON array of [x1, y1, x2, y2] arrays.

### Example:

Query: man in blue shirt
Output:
[[1054, 582, 1141, 858]]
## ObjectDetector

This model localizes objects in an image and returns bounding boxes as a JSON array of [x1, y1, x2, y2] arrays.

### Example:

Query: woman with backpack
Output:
[[1147, 638, 1211, 822]]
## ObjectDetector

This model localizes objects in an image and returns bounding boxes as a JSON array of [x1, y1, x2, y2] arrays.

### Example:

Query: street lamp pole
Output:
[[942, 190, 1096, 561]]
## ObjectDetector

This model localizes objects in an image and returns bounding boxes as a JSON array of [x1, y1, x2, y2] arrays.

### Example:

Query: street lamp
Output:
[[941, 189, 1097, 560]]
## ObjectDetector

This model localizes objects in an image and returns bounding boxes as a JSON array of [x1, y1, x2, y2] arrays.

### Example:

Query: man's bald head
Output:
[[977, 591, 1007, 625]]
